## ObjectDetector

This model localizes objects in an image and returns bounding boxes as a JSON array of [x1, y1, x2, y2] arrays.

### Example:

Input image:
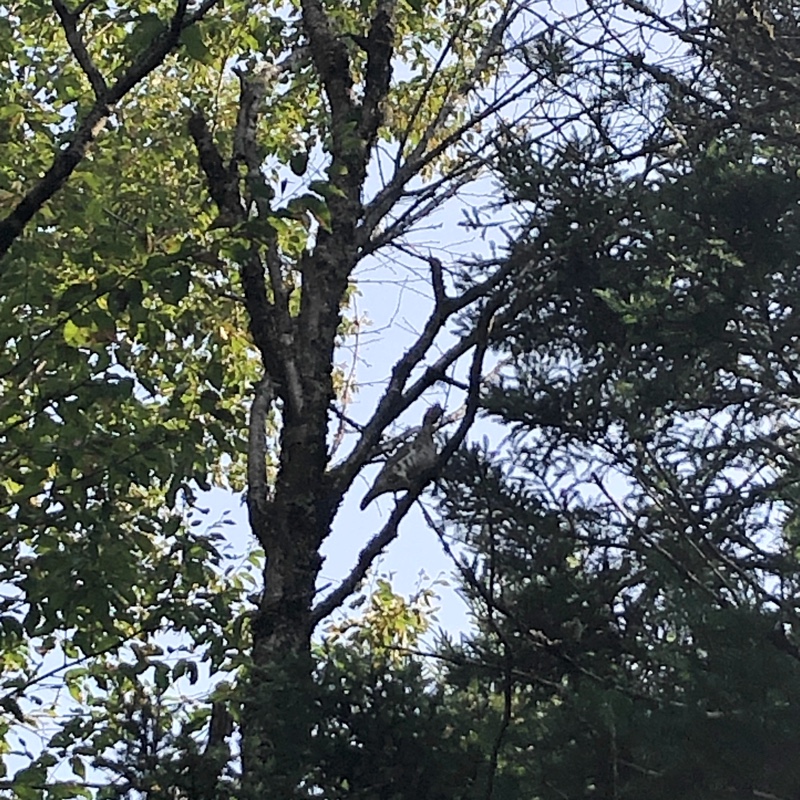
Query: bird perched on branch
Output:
[[360, 404, 444, 510]]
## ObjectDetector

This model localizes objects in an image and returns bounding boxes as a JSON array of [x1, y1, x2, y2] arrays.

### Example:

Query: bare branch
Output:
[[327, 247, 534, 504], [203, 699, 234, 772], [313, 299, 496, 624], [227, 65, 304, 416], [327, 277, 494, 492], [237, 251, 297, 409], [428, 257, 446, 307], [362, 163, 480, 257], [358, 73, 538, 245], [394, 0, 517, 169]]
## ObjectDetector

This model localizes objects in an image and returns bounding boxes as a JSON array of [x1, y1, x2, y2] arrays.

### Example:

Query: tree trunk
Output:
[[240, 241, 353, 794]]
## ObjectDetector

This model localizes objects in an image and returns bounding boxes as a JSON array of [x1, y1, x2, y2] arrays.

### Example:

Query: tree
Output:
[[308, 578, 489, 800], [9, 0, 798, 793], [0, 0, 582, 794], [428, 3, 800, 792]]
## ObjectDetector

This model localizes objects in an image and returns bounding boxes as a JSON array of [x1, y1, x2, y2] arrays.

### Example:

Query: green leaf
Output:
[[173, 658, 199, 684], [154, 662, 171, 692], [58, 284, 92, 312], [70, 756, 86, 779], [181, 25, 212, 64], [67, 680, 83, 703], [63, 319, 93, 347], [309, 180, 347, 200], [289, 194, 332, 232], [126, 13, 166, 53]]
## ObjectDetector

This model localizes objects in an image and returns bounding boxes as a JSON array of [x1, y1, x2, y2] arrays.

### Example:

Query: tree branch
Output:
[[428, 257, 446, 307], [300, 0, 354, 138], [52, 0, 108, 98], [358, 0, 397, 148], [187, 110, 242, 222], [312, 299, 496, 625], [247, 376, 274, 541], [358, 73, 537, 246], [0, 0, 220, 260], [328, 250, 527, 499], [189, 78, 306, 413]]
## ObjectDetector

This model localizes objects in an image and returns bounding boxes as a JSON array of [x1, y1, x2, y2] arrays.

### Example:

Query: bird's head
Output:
[[423, 404, 445, 427]]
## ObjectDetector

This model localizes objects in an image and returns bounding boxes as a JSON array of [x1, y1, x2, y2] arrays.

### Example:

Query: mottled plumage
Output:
[[360, 405, 444, 510]]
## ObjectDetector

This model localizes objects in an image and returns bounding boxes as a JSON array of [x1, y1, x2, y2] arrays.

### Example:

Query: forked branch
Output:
[[312, 297, 499, 625]]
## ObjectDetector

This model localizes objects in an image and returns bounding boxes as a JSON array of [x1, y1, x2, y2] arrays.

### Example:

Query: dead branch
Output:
[[327, 252, 525, 499], [429, 257, 446, 307], [359, 73, 538, 246]]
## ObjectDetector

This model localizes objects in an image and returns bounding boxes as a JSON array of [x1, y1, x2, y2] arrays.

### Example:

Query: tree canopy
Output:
[[3, 0, 800, 796]]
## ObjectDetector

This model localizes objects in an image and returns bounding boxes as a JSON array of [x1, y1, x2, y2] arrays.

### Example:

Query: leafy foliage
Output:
[[0, 0, 530, 793], [7, 0, 800, 795]]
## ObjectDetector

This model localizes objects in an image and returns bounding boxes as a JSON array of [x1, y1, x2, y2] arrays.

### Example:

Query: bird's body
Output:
[[360, 405, 444, 510]]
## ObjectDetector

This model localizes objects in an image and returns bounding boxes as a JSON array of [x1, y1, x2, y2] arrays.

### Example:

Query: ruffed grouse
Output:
[[360, 404, 444, 510]]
